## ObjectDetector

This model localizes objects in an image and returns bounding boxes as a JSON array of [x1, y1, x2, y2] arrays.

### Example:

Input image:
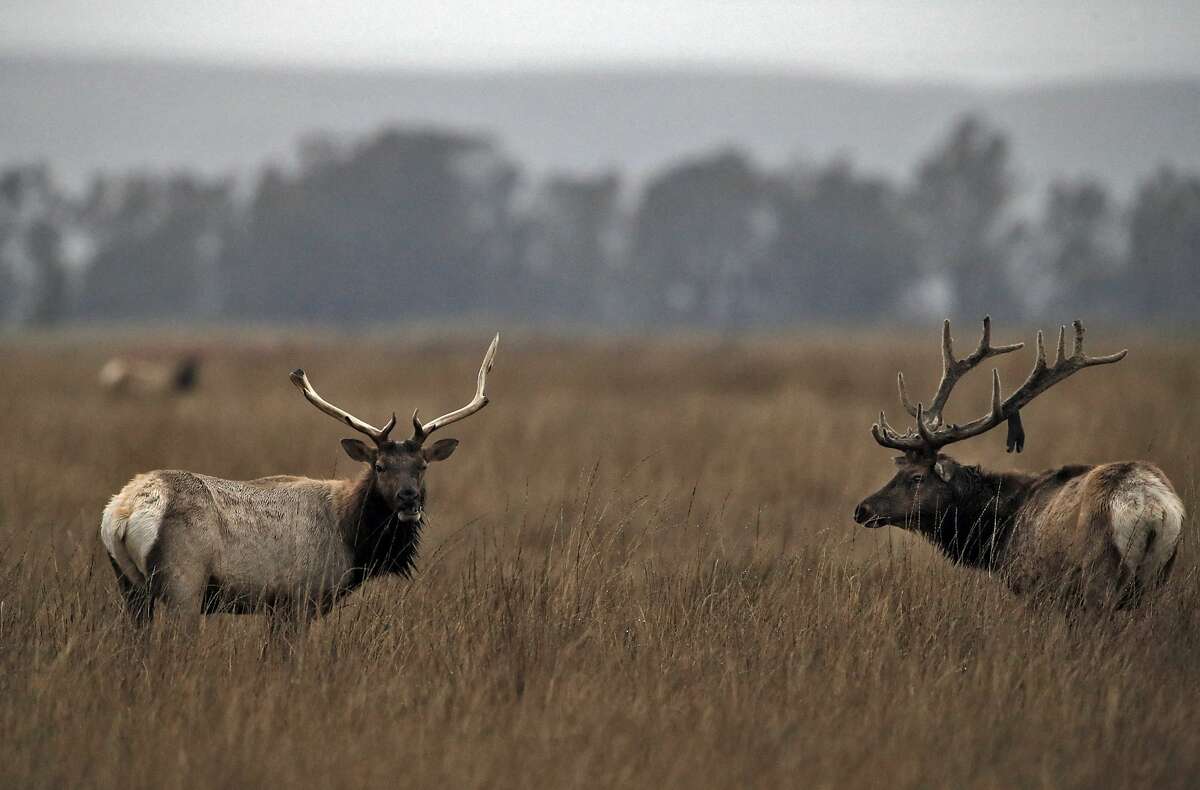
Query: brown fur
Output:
[[100, 437, 460, 627], [856, 456, 1183, 607]]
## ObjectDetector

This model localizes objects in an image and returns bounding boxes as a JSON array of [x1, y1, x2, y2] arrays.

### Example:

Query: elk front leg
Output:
[[261, 598, 320, 658]]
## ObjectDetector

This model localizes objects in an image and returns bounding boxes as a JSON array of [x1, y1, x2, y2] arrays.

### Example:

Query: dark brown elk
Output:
[[853, 318, 1183, 607], [100, 334, 498, 630]]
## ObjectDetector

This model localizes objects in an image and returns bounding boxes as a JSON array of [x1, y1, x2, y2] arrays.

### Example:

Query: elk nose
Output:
[[397, 487, 420, 503], [853, 503, 870, 524]]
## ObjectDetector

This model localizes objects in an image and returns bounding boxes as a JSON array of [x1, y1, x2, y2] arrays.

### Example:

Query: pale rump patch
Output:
[[100, 474, 166, 585], [1110, 468, 1185, 583], [97, 359, 127, 389]]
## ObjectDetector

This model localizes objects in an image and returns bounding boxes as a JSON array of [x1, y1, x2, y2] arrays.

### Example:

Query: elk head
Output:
[[854, 318, 1126, 530], [290, 334, 499, 521]]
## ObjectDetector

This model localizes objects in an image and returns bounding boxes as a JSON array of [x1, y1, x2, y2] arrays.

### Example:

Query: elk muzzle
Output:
[[853, 499, 886, 528], [395, 487, 423, 521]]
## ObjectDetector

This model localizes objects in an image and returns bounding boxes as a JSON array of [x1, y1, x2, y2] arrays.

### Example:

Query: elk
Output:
[[99, 354, 201, 396], [100, 334, 498, 629], [853, 318, 1183, 607]]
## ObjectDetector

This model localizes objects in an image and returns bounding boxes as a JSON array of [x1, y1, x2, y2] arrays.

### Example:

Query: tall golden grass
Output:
[[0, 328, 1196, 788]]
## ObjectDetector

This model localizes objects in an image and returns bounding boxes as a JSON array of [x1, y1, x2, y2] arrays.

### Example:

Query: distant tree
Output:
[[1127, 167, 1200, 321], [4, 116, 1190, 331], [78, 174, 234, 321], [457, 145, 524, 315], [518, 172, 621, 322], [631, 149, 771, 325], [765, 161, 919, 323], [296, 132, 342, 174], [0, 165, 71, 326], [223, 129, 520, 322], [26, 220, 68, 325], [1012, 180, 1124, 318], [0, 263, 15, 323], [0, 169, 25, 323], [907, 116, 1017, 319]]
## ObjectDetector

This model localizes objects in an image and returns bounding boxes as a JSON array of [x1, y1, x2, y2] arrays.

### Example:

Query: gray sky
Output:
[[3, 0, 1199, 84]]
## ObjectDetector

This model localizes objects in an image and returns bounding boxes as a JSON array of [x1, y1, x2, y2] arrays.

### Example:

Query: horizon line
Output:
[[4, 45, 1199, 92]]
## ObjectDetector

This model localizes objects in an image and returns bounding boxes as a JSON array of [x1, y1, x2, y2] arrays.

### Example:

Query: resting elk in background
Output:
[[853, 318, 1184, 607], [100, 334, 498, 630], [98, 354, 201, 396]]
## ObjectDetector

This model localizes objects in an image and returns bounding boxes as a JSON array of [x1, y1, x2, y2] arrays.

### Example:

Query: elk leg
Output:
[[261, 600, 317, 659], [262, 592, 335, 663], [156, 566, 206, 635], [110, 556, 155, 627]]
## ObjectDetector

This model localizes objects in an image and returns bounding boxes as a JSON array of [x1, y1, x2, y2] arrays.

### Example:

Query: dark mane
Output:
[[925, 466, 1031, 569], [342, 472, 423, 590]]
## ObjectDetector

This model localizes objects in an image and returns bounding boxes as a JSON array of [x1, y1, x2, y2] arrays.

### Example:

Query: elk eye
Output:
[[374, 462, 385, 474], [910, 474, 924, 486]]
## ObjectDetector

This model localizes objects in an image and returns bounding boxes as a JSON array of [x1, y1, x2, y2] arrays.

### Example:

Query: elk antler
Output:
[[873, 318, 1126, 455], [290, 370, 397, 446], [895, 316, 1024, 428], [410, 333, 500, 445]]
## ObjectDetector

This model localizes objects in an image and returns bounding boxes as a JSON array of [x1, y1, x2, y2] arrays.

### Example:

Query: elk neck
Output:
[[923, 465, 1041, 570], [339, 467, 423, 585]]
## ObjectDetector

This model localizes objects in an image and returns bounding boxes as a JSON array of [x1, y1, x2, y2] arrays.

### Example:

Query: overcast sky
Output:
[[3, 0, 1199, 84]]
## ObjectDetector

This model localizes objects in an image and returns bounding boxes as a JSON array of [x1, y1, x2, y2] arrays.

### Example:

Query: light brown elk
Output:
[[98, 354, 201, 396], [853, 318, 1183, 607], [100, 334, 498, 629]]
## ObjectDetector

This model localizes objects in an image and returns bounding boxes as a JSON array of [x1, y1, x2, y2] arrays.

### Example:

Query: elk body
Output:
[[99, 355, 200, 396], [100, 335, 498, 627], [853, 319, 1184, 607]]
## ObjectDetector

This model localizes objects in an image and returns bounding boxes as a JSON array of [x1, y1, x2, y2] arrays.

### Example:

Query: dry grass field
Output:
[[0, 326, 1197, 789]]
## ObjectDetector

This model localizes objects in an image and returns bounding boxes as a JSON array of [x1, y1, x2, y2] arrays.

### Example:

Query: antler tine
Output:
[[925, 320, 957, 427], [411, 333, 500, 444], [1069, 319, 1128, 365], [940, 319, 955, 369], [1086, 348, 1129, 365], [872, 410, 918, 451], [290, 369, 391, 444], [979, 316, 1022, 353], [1020, 330, 1050, 391], [1054, 325, 1067, 366], [915, 402, 937, 443], [1071, 320, 1085, 358], [897, 372, 919, 418], [870, 422, 902, 449], [877, 410, 903, 438]]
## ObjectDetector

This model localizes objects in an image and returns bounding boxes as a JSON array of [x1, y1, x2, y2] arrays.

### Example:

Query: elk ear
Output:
[[423, 438, 459, 462], [341, 439, 376, 464], [933, 458, 958, 482]]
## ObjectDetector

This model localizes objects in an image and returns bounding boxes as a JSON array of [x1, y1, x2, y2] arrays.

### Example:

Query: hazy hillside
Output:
[[2, 55, 1198, 195]]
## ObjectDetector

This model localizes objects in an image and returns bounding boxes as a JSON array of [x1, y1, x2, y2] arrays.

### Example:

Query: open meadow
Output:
[[0, 327, 1197, 789]]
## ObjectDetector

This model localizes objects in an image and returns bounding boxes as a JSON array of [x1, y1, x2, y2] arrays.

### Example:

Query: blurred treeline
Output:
[[1, 114, 1197, 329]]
